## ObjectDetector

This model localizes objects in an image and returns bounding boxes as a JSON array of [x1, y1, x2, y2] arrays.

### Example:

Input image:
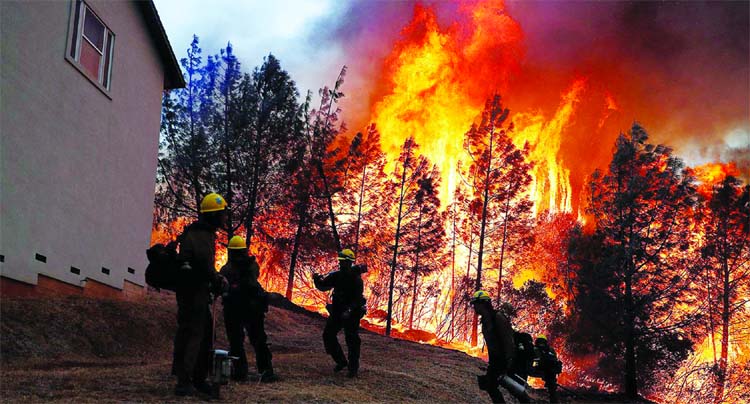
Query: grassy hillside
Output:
[[1, 293, 529, 403]]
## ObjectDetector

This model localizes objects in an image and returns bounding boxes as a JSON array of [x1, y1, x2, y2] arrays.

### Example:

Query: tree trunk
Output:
[[472, 130, 494, 347], [354, 164, 367, 251], [449, 204, 456, 340], [245, 136, 263, 247], [465, 224, 474, 343], [286, 191, 309, 300], [316, 160, 341, 250], [409, 207, 423, 330], [222, 70, 236, 237], [386, 151, 410, 337], [713, 258, 731, 404], [624, 271, 638, 399], [496, 194, 511, 303]]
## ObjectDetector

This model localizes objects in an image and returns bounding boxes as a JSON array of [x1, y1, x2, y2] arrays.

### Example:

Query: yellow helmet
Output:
[[228, 236, 247, 250], [200, 193, 226, 213], [470, 290, 492, 304], [537, 335, 547, 341], [338, 249, 355, 261]]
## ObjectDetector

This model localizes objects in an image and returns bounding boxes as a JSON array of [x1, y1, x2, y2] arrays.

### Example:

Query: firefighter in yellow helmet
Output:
[[173, 193, 228, 397], [219, 236, 275, 382], [471, 290, 530, 403], [313, 249, 367, 378]]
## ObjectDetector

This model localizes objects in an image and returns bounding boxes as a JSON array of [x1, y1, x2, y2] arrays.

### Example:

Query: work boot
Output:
[[193, 381, 214, 399], [259, 370, 278, 383], [174, 383, 195, 397], [334, 361, 348, 373]]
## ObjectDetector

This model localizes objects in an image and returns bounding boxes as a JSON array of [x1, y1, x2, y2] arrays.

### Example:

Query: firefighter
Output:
[[313, 249, 367, 378], [471, 290, 531, 404], [173, 193, 227, 397], [512, 330, 534, 382], [220, 235, 276, 382], [533, 335, 561, 403]]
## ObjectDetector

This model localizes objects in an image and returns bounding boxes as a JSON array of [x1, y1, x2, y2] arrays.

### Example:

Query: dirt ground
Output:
[[0, 293, 606, 403]]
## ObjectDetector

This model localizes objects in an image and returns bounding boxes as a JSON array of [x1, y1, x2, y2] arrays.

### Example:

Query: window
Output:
[[68, 0, 114, 90]]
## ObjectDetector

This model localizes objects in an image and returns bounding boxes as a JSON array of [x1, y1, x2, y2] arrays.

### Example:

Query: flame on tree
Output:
[[571, 124, 700, 399], [460, 95, 533, 346]]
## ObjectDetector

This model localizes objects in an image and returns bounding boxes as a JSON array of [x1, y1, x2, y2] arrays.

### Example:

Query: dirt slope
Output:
[[0, 293, 559, 403]]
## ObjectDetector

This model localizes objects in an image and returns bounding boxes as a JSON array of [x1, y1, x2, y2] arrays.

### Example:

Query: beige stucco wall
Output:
[[1, 0, 165, 290]]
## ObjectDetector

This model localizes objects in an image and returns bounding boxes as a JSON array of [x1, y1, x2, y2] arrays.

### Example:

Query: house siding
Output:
[[1, 0, 166, 293]]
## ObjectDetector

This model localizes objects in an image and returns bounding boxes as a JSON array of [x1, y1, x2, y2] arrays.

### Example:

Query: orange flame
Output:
[[369, 1, 609, 216]]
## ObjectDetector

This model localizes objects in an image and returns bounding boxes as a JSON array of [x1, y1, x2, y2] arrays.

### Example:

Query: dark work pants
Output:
[[224, 306, 273, 378], [485, 384, 506, 403], [484, 359, 531, 404], [174, 289, 212, 386], [322, 311, 360, 371], [543, 369, 559, 403]]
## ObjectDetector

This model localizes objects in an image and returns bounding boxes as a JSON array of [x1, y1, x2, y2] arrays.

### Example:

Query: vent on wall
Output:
[[101, 267, 110, 275], [127, 267, 135, 274], [70, 266, 81, 275], [35, 253, 47, 263]]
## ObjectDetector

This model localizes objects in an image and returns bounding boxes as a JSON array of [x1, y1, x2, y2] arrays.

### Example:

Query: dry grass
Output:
[[0, 293, 568, 403]]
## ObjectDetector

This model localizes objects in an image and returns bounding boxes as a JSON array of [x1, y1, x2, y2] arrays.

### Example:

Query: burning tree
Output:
[[461, 95, 533, 346], [572, 123, 700, 398], [284, 71, 348, 300], [384, 137, 441, 336], [700, 175, 750, 403], [399, 174, 447, 330], [310, 67, 348, 251]]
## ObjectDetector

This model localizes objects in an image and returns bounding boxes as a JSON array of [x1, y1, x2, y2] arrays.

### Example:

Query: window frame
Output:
[[65, 0, 115, 97]]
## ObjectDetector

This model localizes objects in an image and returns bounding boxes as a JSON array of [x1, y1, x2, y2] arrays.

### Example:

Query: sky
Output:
[[154, 0, 349, 97], [153, 0, 749, 171]]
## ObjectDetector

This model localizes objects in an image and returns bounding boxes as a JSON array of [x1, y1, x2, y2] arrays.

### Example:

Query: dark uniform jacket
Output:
[[314, 268, 365, 314], [481, 310, 516, 376], [220, 256, 266, 311], [177, 220, 221, 293]]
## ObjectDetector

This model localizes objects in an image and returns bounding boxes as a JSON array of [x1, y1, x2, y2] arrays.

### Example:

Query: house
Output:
[[0, 0, 185, 298]]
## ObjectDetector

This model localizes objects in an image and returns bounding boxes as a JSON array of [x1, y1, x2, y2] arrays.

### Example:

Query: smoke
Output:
[[506, 1, 749, 166], [316, 0, 748, 173]]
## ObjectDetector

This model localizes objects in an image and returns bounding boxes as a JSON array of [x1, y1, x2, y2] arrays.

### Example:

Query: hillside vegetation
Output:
[[1, 293, 533, 403]]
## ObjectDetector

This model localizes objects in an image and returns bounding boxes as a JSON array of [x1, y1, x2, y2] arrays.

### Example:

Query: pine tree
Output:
[[155, 36, 217, 222], [583, 123, 699, 398], [700, 176, 750, 404], [384, 137, 435, 336], [399, 171, 446, 329], [461, 94, 532, 346]]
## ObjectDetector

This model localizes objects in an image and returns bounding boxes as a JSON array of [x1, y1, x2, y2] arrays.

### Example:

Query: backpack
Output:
[[145, 240, 181, 291], [512, 331, 535, 377]]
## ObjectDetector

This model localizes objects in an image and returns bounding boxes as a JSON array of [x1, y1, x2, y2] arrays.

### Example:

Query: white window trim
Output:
[[65, 0, 115, 98]]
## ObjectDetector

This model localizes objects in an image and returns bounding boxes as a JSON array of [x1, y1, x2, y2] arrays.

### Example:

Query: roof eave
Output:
[[138, 1, 185, 90]]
